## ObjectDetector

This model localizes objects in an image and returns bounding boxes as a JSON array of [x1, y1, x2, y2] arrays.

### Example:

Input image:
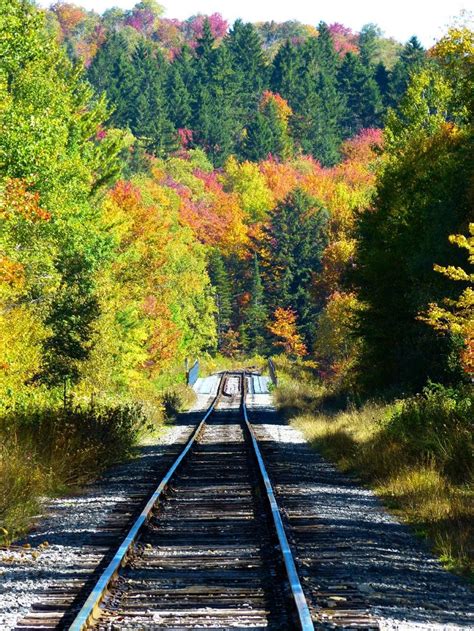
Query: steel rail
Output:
[[68, 374, 226, 631], [242, 371, 315, 631]]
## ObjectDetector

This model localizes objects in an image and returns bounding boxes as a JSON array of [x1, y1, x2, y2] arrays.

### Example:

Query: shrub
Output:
[[384, 383, 473, 483]]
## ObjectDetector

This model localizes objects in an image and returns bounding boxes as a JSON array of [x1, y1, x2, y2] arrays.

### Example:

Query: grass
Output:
[[0, 400, 153, 545], [273, 356, 473, 579]]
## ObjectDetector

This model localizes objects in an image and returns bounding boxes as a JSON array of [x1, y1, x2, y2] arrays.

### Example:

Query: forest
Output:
[[0, 0, 472, 572]]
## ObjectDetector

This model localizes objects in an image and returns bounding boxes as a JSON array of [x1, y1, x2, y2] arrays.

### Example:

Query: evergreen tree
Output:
[[358, 23, 381, 68], [207, 250, 232, 348], [128, 40, 178, 155], [194, 18, 215, 83], [375, 61, 390, 106], [263, 189, 329, 346], [243, 255, 268, 354], [270, 40, 302, 100], [242, 112, 274, 161], [282, 25, 346, 165], [388, 36, 425, 105], [88, 31, 136, 129], [242, 97, 293, 161], [193, 26, 240, 165], [338, 52, 383, 136], [167, 62, 192, 129], [226, 20, 268, 119]]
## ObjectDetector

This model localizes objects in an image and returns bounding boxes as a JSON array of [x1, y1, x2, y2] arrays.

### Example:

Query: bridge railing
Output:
[[268, 358, 277, 386], [187, 359, 199, 386]]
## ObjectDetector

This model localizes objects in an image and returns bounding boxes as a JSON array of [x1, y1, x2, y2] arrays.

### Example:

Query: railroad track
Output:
[[46, 371, 314, 630]]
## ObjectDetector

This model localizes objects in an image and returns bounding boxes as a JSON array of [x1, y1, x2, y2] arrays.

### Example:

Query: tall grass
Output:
[[0, 402, 151, 544], [274, 358, 473, 578]]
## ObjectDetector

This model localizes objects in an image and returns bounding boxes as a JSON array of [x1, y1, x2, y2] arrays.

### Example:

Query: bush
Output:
[[384, 383, 473, 483]]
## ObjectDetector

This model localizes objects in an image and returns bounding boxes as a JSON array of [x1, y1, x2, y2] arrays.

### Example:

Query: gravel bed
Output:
[[247, 394, 473, 630], [0, 395, 212, 630]]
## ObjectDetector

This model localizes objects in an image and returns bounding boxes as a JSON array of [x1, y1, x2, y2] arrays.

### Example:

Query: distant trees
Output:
[[84, 10, 426, 167]]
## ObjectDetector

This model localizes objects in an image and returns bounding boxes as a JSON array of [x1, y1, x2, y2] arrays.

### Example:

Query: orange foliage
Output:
[[259, 159, 300, 202], [51, 2, 87, 37], [1, 179, 51, 222], [260, 90, 293, 122], [0, 258, 24, 288], [268, 307, 307, 357], [176, 171, 248, 255]]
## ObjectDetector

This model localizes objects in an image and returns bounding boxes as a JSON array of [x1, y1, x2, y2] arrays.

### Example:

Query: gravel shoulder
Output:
[[0, 394, 212, 630], [247, 391, 473, 630]]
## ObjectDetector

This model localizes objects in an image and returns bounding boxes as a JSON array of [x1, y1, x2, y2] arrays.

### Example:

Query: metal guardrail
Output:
[[268, 358, 278, 386], [242, 372, 314, 631], [187, 359, 199, 386], [68, 377, 224, 631]]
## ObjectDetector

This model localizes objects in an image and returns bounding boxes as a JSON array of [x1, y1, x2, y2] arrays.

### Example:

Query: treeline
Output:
[[1, 0, 472, 412], [0, 0, 215, 415], [46, 1, 425, 166]]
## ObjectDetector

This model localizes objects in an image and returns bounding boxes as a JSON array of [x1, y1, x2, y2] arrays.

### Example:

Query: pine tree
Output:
[[167, 63, 192, 129], [270, 40, 302, 101], [242, 112, 273, 161], [193, 34, 240, 165], [375, 61, 390, 106], [243, 255, 268, 355], [88, 31, 136, 129], [282, 26, 346, 165], [242, 97, 293, 161], [389, 36, 425, 105], [128, 40, 178, 155], [207, 250, 232, 348], [263, 188, 329, 346], [226, 20, 268, 119], [358, 23, 381, 67], [338, 52, 383, 136]]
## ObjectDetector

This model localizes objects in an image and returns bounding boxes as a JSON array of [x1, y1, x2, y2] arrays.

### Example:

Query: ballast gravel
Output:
[[1, 382, 472, 630], [246, 392, 473, 630], [0, 394, 212, 631]]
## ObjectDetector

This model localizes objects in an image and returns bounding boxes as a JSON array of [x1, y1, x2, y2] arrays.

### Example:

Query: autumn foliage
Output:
[[268, 308, 307, 357]]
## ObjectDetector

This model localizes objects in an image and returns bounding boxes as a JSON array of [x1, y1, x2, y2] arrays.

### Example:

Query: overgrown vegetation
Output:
[[0, 401, 150, 544], [274, 357, 473, 578]]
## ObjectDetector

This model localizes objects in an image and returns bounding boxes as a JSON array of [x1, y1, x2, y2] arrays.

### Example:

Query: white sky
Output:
[[37, 0, 474, 46]]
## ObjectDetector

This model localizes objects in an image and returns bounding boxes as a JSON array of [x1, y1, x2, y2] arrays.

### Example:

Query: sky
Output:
[[36, 0, 473, 46]]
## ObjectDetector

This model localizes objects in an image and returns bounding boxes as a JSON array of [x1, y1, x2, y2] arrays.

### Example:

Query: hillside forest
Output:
[[0, 0, 472, 570]]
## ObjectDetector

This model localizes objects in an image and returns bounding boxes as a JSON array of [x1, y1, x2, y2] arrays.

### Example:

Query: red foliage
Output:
[[184, 13, 228, 44], [328, 23, 359, 57], [177, 128, 193, 148], [341, 128, 383, 162], [51, 2, 87, 38]]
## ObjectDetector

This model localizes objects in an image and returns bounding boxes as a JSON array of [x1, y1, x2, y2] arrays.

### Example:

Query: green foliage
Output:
[[226, 20, 268, 120], [388, 36, 425, 106], [338, 52, 383, 137], [263, 188, 329, 347], [207, 249, 232, 347], [242, 255, 268, 355], [354, 65, 473, 393], [385, 383, 473, 483]]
